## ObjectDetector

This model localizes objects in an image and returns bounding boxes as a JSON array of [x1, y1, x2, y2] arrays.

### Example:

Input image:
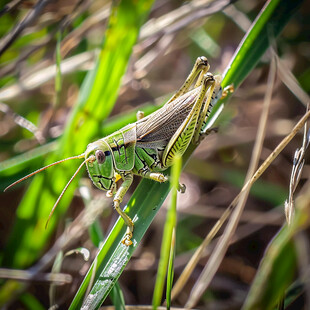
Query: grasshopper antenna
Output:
[[4, 154, 85, 192], [45, 155, 95, 229]]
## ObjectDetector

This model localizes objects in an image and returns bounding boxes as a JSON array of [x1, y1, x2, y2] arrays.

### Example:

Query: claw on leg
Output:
[[221, 84, 234, 99], [178, 183, 186, 193], [106, 190, 113, 198], [122, 228, 133, 246]]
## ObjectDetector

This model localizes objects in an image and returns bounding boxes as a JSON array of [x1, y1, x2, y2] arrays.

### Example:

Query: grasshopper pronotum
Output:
[[6, 57, 231, 246]]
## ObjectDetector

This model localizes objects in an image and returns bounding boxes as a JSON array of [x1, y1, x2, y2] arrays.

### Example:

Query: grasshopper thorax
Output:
[[85, 140, 115, 191]]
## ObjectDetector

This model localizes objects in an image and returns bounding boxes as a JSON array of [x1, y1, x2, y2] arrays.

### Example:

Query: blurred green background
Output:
[[0, 0, 309, 309]]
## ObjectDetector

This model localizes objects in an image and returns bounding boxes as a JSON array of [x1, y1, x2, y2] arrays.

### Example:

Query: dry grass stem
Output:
[[185, 52, 277, 309], [285, 120, 310, 224]]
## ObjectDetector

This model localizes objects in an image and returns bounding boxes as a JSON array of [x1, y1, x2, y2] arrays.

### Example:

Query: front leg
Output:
[[113, 172, 134, 246]]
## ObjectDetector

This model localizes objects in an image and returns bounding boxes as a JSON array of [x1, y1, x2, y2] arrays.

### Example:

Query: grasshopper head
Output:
[[85, 140, 115, 191]]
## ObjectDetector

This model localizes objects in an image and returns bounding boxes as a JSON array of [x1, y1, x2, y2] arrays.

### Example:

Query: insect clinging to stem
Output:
[[5, 56, 233, 246]]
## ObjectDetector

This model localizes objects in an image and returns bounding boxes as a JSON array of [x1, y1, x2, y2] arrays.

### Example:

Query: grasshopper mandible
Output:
[[5, 57, 229, 246]]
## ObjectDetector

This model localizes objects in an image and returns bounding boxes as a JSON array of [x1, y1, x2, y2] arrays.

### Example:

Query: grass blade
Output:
[[110, 282, 126, 310], [0, 0, 154, 305], [241, 192, 310, 310], [2, 0, 153, 269], [166, 229, 176, 310], [152, 155, 181, 309]]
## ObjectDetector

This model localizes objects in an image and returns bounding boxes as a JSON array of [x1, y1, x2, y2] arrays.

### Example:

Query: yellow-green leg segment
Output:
[[162, 73, 216, 167], [113, 172, 134, 246], [166, 56, 210, 104]]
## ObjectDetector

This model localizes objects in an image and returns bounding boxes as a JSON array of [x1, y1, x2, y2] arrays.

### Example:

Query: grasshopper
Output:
[[5, 57, 230, 246]]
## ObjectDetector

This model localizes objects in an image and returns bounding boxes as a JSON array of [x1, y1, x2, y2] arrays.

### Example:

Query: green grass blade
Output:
[[19, 293, 45, 310], [88, 220, 105, 249], [49, 251, 64, 308], [69, 0, 304, 308], [110, 282, 126, 310], [69, 178, 168, 309], [207, 0, 304, 126], [222, 0, 302, 89], [241, 203, 309, 310], [152, 155, 181, 309], [166, 228, 176, 310], [73, 158, 180, 310], [0, 0, 154, 287]]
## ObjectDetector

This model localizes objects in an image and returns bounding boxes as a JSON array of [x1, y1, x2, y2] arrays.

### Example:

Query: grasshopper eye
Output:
[[95, 150, 106, 164]]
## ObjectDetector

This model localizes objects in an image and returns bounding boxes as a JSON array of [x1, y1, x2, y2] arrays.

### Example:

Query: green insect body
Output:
[[84, 56, 223, 245], [6, 56, 229, 246]]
